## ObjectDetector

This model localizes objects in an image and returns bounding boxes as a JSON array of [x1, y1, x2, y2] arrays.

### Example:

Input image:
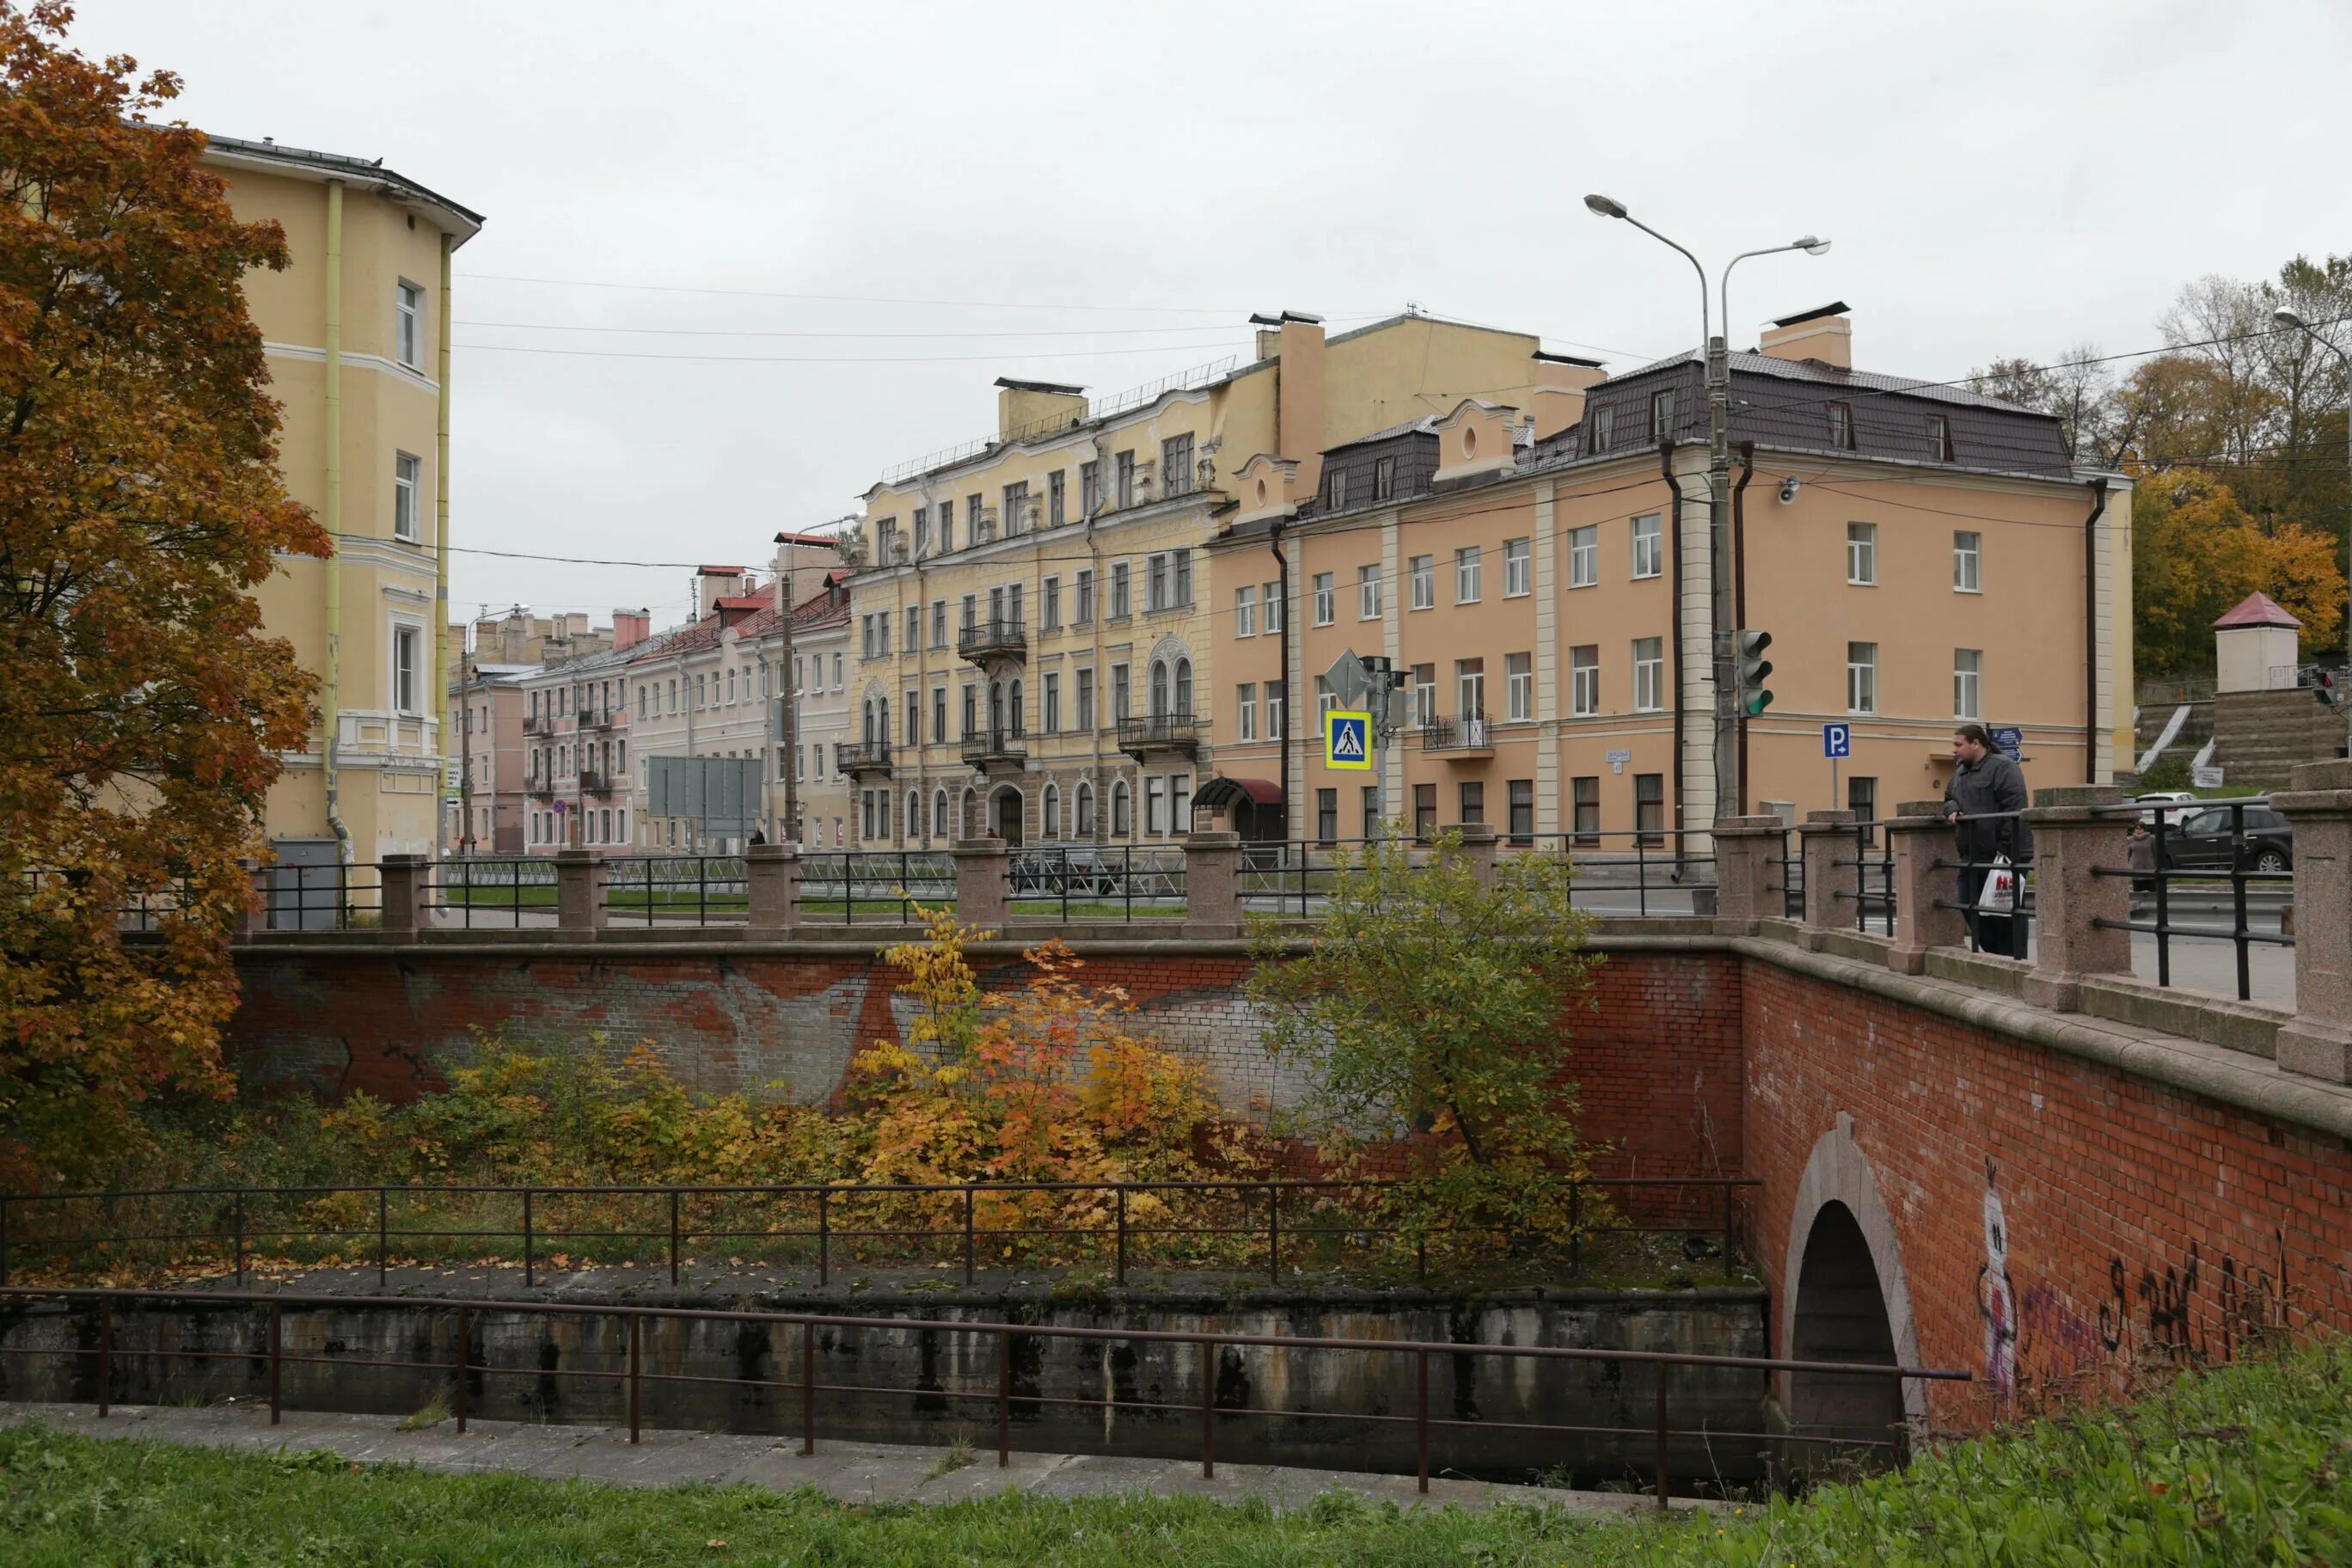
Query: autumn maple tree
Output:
[[2131, 469, 2348, 675], [0, 4, 325, 1186]]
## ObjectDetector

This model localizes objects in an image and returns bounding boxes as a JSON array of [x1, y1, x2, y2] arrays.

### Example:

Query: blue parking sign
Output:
[[1822, 722, 1852, 759]]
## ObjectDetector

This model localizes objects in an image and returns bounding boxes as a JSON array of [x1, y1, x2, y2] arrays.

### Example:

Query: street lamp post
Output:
[[2273, 307, 2352, 748], [1586, 195, 1828, 818]]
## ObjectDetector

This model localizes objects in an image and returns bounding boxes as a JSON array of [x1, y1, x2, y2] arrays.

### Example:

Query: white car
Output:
[[2134, 791, 2197, 825]]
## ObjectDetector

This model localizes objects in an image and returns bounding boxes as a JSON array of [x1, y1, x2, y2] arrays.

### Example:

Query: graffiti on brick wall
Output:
[[1977, 1160, 2018, 1399]]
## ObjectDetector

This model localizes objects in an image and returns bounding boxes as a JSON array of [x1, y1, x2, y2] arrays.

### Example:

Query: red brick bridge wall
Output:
[[227, 935, 2352, 1430]]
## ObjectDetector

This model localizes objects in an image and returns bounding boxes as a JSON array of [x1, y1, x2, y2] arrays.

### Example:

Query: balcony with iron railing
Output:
[[841, 739, 894, 778], [1423, 713, 1492, 756], [522, 712, 554, 737], [579, 769, 615, 795], [958, 618, 1027, 664], [959, 727, 1026, 769], [580, 709, 617, 732], [527, 778, 556, 800], [1118, 712, 1202, 760]]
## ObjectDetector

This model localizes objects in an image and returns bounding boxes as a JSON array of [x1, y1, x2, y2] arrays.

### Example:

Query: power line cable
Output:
[[454, 272, 1272, 315]]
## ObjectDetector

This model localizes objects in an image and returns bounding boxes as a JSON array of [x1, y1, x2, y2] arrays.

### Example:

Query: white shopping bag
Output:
[[1976, 854, 2017, 916]]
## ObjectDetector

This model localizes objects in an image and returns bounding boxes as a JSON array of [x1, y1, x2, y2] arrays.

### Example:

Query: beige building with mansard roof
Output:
[[842, 310, 1573, 848]]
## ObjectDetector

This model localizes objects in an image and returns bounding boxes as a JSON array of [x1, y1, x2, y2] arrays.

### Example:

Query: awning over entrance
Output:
[[1194, 776, 1283, 811]]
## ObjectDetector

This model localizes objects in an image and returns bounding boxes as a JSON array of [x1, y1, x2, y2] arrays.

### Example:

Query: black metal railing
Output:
[[2086, 797, 2294, 1002], [1116, 713, 1202, 756], [1421, 713, 1491, 753], [839, 740, 894, 776], [578, 769, 613, 795], [1931, 809, 2037, 960], [254, 861, 383, 932], [1009, 844, 1187, 920], [798, 850, 956, 923], [0, 1177, 1760, 1293], [959, 728, 1026, 766], [1238, 829, 1719, 920], [430, 857, 558, 928], [958, 619, 1026, 661], [598, 855, 750, 926], [0, 1278, 1963, 1504]]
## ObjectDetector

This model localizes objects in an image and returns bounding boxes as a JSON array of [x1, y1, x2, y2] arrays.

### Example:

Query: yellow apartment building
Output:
[[202, 135, 484, 870], [1206, 307, 2134, 849], [842, 311, 1578, 847]]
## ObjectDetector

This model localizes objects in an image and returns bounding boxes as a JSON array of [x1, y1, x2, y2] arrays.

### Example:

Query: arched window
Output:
[[1112, 780, 1131, 836], [934, 789, 949, 840], [1173, 657, 1193, 716], [989, 682, 1004, 736], [906, 791, 921, 840], [962, 787, 977, 836], [1076, 781, 1096, 836], [1041, 784, 1060, 839], [1009, 679, 1025, 737], [1149, 659, 1170, 717]]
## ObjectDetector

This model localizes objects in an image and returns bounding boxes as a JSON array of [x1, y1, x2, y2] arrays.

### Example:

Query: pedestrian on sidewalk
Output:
[[1943, 724, 2032, 959], [2126, 820, 2157, 916]]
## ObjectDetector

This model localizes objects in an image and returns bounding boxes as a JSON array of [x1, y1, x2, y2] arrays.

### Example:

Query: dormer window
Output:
[[1374, 456, 1395, 501], [1828, 401, 1856, 450], [1927, 413, 1953, 462], [1327, 468, 1349, 510], [1651, 389, 1676, 442], [1589, 404, 1615, 455]]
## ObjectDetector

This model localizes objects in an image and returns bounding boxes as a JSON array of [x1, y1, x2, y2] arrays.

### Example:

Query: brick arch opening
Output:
[[1779, 1116, 1926, 1467]]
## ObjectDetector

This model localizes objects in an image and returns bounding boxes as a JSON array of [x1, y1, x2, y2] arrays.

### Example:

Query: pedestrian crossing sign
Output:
[[1324, 710, 1372, 770]]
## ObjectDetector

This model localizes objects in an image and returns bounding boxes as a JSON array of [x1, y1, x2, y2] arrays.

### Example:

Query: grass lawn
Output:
[[3, 1336, 2347, 1565]]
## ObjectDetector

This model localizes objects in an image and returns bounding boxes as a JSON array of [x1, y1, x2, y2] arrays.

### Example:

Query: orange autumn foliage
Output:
[[0, 4, 327, 1188]]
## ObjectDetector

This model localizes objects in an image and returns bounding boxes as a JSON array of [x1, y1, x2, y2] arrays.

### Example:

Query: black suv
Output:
[[2161, 805, 2293, 873]]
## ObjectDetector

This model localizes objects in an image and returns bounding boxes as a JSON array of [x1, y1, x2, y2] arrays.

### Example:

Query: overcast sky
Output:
[[81, 0, 2352, 630]]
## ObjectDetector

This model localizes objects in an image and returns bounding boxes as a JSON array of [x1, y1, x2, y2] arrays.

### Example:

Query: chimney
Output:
[[1758, 303, 1852, 370], [1273, 311, 1327, 498], [1530, 352, 1607, 441], [994, 377, 1088, 442], [695, 565, 745, 619], [611, 609, 650, 652]]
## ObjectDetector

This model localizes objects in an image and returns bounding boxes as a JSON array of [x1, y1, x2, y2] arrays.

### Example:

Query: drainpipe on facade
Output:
[[2083, 478, 2110, 785], [433, 231, 453, 857], [1657, 441, 1686, 869], [322, 179, 351, 870], [1271, 516, 1291, 842]]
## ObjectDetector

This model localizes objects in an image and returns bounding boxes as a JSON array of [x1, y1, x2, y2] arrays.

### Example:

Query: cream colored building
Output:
[[1206, 307, 2135, 848], [628, 542, 855, 852], [843, 312, 1559, 847], [204, 135, 483, 868]]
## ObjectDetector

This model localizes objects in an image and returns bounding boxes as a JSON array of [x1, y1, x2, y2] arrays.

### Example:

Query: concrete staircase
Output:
[[2209, 689, 2348, 789]]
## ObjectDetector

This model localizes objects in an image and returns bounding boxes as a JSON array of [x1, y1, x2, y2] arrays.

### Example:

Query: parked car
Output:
[[2133, 791, 2197, 826], [2159, 805, 2293, 873]]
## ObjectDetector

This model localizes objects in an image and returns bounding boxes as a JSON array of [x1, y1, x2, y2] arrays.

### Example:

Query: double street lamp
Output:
[[1585, 194, 1829, 818], [2272, 307, 2352, 743]]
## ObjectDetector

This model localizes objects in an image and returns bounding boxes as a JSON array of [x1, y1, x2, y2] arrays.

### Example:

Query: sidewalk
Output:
[[0, 1401, 1688, 1517]]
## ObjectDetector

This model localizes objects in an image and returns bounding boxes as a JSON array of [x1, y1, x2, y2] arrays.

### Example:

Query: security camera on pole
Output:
[[1586, 195, 1829, 818]]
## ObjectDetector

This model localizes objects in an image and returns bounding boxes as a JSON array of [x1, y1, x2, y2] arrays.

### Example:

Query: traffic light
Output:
[[1734, 629, 1774, 717]]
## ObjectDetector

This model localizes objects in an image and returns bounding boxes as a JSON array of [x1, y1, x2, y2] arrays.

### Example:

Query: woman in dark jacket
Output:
[[1942, 723, 2031, 958]]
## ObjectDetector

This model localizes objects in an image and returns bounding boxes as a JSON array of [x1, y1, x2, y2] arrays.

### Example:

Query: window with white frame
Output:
[[1410, 662, 1435, 726], [1955, 648, 1982, 720], [1263, 580, 1283, 632], [1358, 564, 1381, 620], [1953, 530, 1981, 592], [1506, 652, 1532, 721], [1148, 553, 1170, 611], [1569, 525, 1597, 588], [1265, 683, 1283, 739], [1409, 554, 1434, 609], [392, 624, 420, 714], [1847, 522, 1877, 585], [1848, 641, 1878, 714], [1632, 637, 1664, 713], [1235, 585, 1257, 637], [1111, 561, 1130, 619], [1651, 388, 1676, 443], [1312, 572, 1334, 626], [1571, 645, 1600, 715], [1315, 674, 1337, 721], [1455, 546, 1481, 603], [392, 452, 421, 541], [395, 281, 423, 369], [1504, 537, 1530, 597], [1631, 514, 1663, 579], [1237, 683, 1256, 741]]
